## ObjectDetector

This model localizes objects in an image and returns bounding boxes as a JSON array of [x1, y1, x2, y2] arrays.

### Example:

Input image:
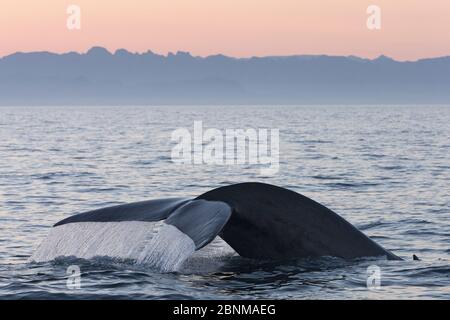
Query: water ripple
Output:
[[0, 105, 449, 299]]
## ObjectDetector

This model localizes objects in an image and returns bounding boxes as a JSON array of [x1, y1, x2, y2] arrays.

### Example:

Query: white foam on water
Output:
[[180, 237, 238, 274], [30, 221, 196, 272]]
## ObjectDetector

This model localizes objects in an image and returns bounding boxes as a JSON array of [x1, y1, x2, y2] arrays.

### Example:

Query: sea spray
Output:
[[30, 221, 196, 272], [180, 237, 237, 274], [137, 224, 195, 272], [30, 221, 160, 263]]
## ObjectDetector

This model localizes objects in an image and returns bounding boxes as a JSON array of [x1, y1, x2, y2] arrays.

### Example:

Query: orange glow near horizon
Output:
[[0, 0, 449, 60]]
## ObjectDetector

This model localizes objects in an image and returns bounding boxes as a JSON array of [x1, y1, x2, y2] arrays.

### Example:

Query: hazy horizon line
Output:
[[2, 46, 450, 63]]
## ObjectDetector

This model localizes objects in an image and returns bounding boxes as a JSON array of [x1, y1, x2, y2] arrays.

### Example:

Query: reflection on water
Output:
[[0, 105, 449, 299]]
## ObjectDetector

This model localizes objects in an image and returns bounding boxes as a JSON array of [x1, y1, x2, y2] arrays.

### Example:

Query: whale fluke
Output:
[[31, 199, 231, 268], [165, 200, 232, 250], [32, 182, 402, 268], [54, 197, 191, 226], [197, 183, 401, 260]]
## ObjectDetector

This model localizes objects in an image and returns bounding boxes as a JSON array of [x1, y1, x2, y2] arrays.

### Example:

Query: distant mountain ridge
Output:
[[1, 47, 449, 105]]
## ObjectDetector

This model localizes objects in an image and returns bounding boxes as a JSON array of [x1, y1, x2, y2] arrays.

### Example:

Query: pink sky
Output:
[[0, 0, 449, 60]]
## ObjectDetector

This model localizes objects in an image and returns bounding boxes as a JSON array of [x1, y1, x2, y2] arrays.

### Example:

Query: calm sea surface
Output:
[[0, 105, 449, 299]]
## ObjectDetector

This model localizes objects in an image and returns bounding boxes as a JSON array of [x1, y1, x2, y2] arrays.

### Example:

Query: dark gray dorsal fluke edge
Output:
[[52, 182, 402, 261], [54, 197, 191, 226]]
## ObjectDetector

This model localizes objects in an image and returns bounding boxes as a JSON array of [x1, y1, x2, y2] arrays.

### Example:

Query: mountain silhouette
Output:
[[1, 47, 449, 105]]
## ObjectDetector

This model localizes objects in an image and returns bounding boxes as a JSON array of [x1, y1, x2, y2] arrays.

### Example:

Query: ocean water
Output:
[[0, 105, 449, 299]]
